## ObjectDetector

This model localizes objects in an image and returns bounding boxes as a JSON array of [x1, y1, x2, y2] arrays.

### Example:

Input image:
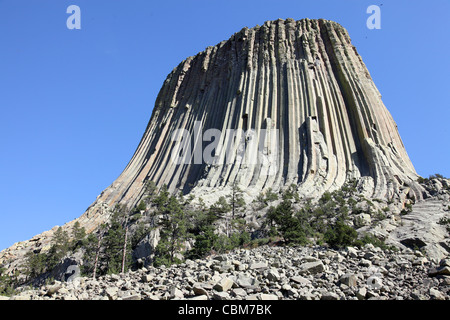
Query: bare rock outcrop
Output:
[[77, 18, 422, 229], [386, 199, 450, 263], [0, 18, 432, 276]]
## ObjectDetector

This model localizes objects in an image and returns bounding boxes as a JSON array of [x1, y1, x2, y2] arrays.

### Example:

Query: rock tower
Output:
[[75, 18, 421, 232]]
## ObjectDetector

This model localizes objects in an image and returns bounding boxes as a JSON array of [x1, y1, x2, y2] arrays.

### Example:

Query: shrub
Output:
[[282, 184, 300, 201], [135, 200, 147, 212], [430, 173, 446, 179], [354, 234, 396, 251], [323, 220, 358, 249], [255, 188, 279, 209], [417, 177, 428, 184], [0, 267, 17, 296], [438, 217, 450, 234], [264, 188, 279, 202], [187, 225, 218, 259], [266, 200, 310, 245]]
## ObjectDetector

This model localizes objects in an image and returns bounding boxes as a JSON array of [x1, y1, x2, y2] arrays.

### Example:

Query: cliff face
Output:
[[75, 18, 421, 231], [0, 19, 424, 266], [0, 17, 433, 279]]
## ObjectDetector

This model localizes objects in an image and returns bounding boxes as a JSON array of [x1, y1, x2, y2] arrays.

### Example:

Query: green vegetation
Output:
[[400, 202, 413, 215], [20, 202, 139, 282], [135, 200, 147, 213], [71, 221, 86, 249], [255, 188, 279, 209], [0, 267, 18, 296], [417, 173, 448, 184], [263, 179, 392, 250], [430, 173, 447, 179], [185, 191, 250, 260], [22, 225, 74, 281], [81, 205, 133, 276], [153, 193, 190, 267], [102, 207, 132, 274], [46, 227, 70, 269], [266, 199, 311, 244], [9, 178, 400, 292], [323, 219, 358, 248], [438, 216, 450, 235]]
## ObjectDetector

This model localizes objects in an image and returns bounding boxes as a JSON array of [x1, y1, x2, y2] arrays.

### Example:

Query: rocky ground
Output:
[[1, 178, 449, 301], [3, 244, 449, 301]]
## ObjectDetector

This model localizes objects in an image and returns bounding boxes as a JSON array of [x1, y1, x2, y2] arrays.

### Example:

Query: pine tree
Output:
[[23, 251, 47, 280], [186, 197, 221, 259], [154, 195, 190, 267], [266, 199, 309, 244], [323, 219, 358, 249], [135, 200, 147, 213], [102, 207, 132, 274], [81, 232, 102, 277], [144, 180, 157, 203], [71, 221, 86, 249], [224, 182, 246, 237], [209, 196, 231, 237], [152, 184, 170, 210], [47, 227, 70, 269], [0, 266, 17, 296], [210, 196, 231, 219], [188, 224, 218, 259], [229, 182, 246, 219]]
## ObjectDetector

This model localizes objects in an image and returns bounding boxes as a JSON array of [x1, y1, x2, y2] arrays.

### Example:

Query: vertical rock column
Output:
[[76, 18, 421, 232]]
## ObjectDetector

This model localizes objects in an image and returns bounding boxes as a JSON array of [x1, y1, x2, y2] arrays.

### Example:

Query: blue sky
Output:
[[0, 0, 449, 251]]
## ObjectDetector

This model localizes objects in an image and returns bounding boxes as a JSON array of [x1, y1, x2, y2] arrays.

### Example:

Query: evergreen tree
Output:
[[135, 200, 147, 213], [187, 197, 221, 259], [229, 182, 246, 219], [71, 221, 86, 249], [282, 184, 300, 202], [88, 222, 109, 279], [102, 207, 132, 274], [131, 221, 151, 249], [209, 196, 231, 220], [0, 267, 17, 296], [154, 195, 190, 267], [144, 180, 157, 203], [152, 184, 170, 210], [81, 232, 102, 277], [266, 199, 309, 244], [47, 227, 70, 269], [23, 251, 47, 280], [188, 224, 218, 258]]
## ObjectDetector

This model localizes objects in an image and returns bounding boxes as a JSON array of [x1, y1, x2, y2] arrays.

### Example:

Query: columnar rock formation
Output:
[[1, 17, 444, 288], [76, 18, 421, 233]]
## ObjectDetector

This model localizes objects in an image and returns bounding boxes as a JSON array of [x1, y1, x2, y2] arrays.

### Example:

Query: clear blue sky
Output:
[[0, 0, 449, 251]]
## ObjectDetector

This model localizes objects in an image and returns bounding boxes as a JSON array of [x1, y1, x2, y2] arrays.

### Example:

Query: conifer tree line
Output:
[[1, 178, 402, 294], [6, 180, 252, 288]]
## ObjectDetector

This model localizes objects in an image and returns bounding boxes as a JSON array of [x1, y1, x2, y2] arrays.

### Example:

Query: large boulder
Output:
[[298, 261, 325, 275]]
